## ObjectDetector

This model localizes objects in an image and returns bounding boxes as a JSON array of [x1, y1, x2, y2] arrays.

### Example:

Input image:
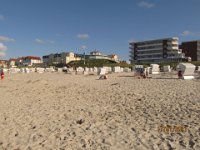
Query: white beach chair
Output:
[[150, 64, 160, 74], [99, 68, 106, 75], [113, 66, 121, 73], [25, 68, 30, 73], [163, 65, 171, 72], [36, 68, 45, 73], [177, 63, 195, 79]]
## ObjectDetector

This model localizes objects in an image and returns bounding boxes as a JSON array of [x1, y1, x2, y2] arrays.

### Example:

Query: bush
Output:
[[68, 59, 133, 68]]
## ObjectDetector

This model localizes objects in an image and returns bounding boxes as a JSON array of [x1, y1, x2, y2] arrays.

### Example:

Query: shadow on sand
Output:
[[118, 75, 134, 78], [152, 77, 179, 80], [118, 75, 179, 80]]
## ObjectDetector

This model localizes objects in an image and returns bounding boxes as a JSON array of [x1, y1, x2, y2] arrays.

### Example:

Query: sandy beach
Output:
[[0, 72, 200, 150]]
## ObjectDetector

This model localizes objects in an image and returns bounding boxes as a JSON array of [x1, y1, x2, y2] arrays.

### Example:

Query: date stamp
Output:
[[158, 125, 188, 134]]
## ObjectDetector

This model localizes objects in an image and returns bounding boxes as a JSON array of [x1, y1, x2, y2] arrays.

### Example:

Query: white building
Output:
[[129, 37, 185, 63], [22, 56, 42, 66], [90, 50, 102, 56], [9, 58, 18, 67], [8, 57, 42, 67], [88, 50, 119, 62], [42, 52, 81, 65]]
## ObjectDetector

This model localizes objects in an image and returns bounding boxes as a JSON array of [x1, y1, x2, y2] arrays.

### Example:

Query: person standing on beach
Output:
[[1, 69, 5, 80]]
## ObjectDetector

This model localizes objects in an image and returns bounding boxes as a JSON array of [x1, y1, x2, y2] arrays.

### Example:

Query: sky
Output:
[[0, 0, 200, 61]]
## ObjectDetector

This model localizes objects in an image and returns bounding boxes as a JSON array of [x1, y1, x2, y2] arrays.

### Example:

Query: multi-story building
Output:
[[42, 52, 81, 65], [22, 56, 42, 66], [129, 37, 185, 63], [86, 50, 119, 62], [179, 40, 200, 61], [8, 56, 42, 67]]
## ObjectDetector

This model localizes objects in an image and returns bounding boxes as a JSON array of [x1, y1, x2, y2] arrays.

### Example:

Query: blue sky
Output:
[[0, 0, 200, 60]]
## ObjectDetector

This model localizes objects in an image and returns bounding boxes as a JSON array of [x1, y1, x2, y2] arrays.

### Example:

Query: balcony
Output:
[[129, 46, 134, 49], [137, 47, 163, 52], [167, 46, 179, 50], [137, 57, 163, 60], [137, 52, 163, 56], [167, 41, 178, 45], [137, 43, 163, 48]]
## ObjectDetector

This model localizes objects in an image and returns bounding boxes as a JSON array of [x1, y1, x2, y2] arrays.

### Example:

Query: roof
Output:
[[9, 58, 18, 61], [177, 63, 196, 68], [24, 56, 41, 60], [0, 60, 7, 62], [17, 57, 24, 60], [181, 40, 200, 44], [108, 54, 117, 57], [129, 37, 179, 44]]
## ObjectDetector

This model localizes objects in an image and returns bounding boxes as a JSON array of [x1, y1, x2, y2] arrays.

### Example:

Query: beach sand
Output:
[[0, 72, 200, 150]]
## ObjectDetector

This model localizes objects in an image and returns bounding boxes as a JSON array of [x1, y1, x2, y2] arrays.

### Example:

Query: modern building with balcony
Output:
[[179, 40, 200, 61], [129, 37, 185, 63]]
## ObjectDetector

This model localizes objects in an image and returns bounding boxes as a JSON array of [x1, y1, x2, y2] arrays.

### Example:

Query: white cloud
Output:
[[35, 38, 55, 44], [182, 30, 200, 36], [138, 1, 155, 8], [0, 36, 15, 42], [77, 34, 89, 40], [35, 38, 46, 44], [0, 43, 7, 57], [49, 40, 55, 44], [0, 15, 4, 21], [81, 45, 87, 50]]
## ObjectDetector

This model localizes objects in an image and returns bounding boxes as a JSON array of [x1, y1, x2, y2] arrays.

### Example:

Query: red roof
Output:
[[17, 57, 24, 60], [9, 56, 41, 61], [0, 60, 8, 64], [24, 56, 41, 60], [9, 58, 18, 61]]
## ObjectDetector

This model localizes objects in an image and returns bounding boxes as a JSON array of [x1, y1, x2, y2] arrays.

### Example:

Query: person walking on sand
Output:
[[1, 69, 5, 80]]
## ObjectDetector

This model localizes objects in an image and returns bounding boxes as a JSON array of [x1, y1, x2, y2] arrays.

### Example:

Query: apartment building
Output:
[[22, 56, 42, 66], [179, 40, 200, 61], [129, 37, 185, 63], [42, 52, 81, 65], [8, 56, 42, 67]]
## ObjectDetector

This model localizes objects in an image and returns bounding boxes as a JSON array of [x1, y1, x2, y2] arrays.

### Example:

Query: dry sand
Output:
[[0, 72, 200, 150]]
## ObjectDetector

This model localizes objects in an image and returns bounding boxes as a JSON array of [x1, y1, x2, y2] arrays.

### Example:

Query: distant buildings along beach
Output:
[[1, 37, 200, 68], [42, 51, 119, 66], [0, 51, 119, 68]]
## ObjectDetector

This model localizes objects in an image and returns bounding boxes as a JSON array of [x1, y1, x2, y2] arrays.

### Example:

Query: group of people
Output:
[[0, 69, 4, 80]]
